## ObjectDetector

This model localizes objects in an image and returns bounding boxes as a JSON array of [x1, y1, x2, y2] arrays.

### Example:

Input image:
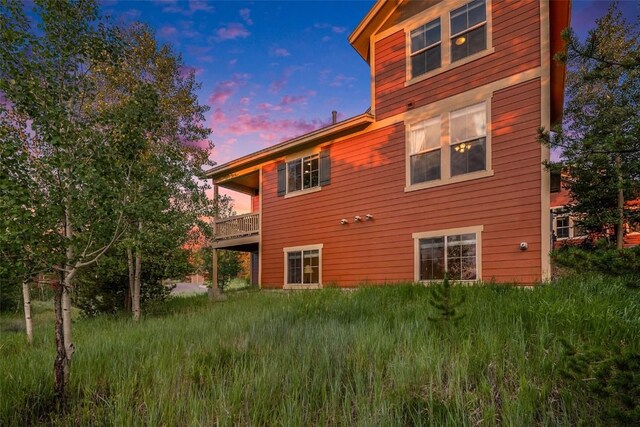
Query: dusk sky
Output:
[[103, 0, 639, 213]]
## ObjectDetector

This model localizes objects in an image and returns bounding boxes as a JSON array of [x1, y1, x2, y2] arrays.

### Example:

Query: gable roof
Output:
[[349, 0, 402, 63]]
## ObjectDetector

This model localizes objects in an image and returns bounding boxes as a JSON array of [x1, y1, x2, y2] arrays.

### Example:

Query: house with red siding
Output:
[[206, 0, 571, 288]]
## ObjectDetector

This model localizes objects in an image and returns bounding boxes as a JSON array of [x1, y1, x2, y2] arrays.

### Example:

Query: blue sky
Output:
[[102, 0, 638, 212]]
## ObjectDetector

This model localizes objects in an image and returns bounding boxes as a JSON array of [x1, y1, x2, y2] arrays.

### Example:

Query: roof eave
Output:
[[349, 0, 401, 64], [206, 113, 375, 181]]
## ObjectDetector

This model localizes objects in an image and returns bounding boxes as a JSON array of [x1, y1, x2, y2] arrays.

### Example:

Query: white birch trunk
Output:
[[22, 282, 33, 344], [132, 247, 142, 321], [127, 247, 134, 311]]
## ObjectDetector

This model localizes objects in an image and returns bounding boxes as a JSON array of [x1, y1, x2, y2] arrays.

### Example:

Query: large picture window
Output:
[[450, 0, 487, 62], [410, 18, 441, 78], [450, 102, 486, 176], [287, 154, 319, 193], [409, 117, 441, 184], [286, 247, 320, 285], [417, 232, 478, 281]]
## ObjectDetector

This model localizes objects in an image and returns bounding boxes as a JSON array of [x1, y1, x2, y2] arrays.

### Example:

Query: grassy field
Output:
[[1, 275, 639, 425]]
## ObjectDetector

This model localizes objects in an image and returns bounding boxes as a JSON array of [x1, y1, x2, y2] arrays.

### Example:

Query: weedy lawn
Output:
[[1, 275, 639, 425]]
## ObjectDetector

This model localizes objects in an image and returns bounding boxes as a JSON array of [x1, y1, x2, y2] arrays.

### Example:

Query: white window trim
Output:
[[283, 244, 323, 289], [553, 214, 586, 240], [403, 0, 494, 86], [405, 97, 493, 192], [413, 225, 483, 283]]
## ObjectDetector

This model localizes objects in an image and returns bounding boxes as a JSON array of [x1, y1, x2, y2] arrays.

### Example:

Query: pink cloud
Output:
[[321, 35, 331, 42], [329, 73, 356, 87], [208, 73, 251, 105], [216, 23, 250, 41], [272, 47, 291, 57], [239, 97, 250, 106], [158, 25, 178, 37], [187, 45, 214, 63], [269, 68, 293, 94], [161, 0, 214, 15], [179, 65, 204, 78], [239, 8, 253, 25], [225, 113, 325, 139], [280, 95, 308, 106], [331, 26, 347, 34]]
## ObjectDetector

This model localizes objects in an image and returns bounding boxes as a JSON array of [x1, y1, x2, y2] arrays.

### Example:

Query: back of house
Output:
[[206, 0, 571, 288]]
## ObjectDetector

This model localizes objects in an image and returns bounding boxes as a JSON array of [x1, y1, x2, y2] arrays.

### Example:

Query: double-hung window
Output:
[[409, 117, 441, 184], [555, 216, 570, 239], [416, 231, 479, 281], [450, 0, 487, 62], [286, 247, 320, 286], [450, 102, 486, 177], [287, 154, 319, 193], [406, 0, 490, 82], [410, 18, 441, 79]]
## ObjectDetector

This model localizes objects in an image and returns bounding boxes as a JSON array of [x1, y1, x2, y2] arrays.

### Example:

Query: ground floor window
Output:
[[413, 226, 482, 281], [284, 244, 322, 286]]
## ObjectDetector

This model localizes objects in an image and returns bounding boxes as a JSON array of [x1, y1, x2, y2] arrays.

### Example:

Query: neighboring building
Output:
[[206, 0, 571, 287], [550, 178, 640, 249]]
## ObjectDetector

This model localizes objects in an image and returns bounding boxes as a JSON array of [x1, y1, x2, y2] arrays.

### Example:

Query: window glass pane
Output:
[[451, 0, 485, 36], [411, 46, 441, 78], [303, 155, 319, 189], [450, 5, 468, 36], [411, 19, 441, 53], [303, 250, 319, 284], [410, 118, 440, 154], [556, 217, 570, 238], [287, 252, 302, 284], [446, 233, 477, 280], [419, 237, 445, 280], [450, 103, 486, 143], [451, 137, 486, 176], [467, 25, 486, 57], [411, 52, 427, 78], [467, 0, 486, 28], [287, 160, 301, 192], [451, 25, 486, 62], [411, 150, 441, 184]]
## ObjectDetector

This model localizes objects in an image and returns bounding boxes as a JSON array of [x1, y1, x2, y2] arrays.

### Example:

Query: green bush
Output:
[[552, 246, 640, 286]]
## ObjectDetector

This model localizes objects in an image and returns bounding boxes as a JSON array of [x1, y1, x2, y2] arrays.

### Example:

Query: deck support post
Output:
[[209, 184, 226, 301]]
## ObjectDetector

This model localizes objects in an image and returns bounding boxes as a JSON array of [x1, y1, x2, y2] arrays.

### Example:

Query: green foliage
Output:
[[427, 275, 465, 323], [217, 250, 245, 290], [560, 340, 640, 424], [1, 275, 639, 425], [74, 246, 190, 317], [539, 4, 640, 240], [552, 246, 640, 287]]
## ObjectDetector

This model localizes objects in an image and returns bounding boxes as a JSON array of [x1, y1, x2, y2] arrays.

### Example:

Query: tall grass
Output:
[[1, 275, 638, 425]]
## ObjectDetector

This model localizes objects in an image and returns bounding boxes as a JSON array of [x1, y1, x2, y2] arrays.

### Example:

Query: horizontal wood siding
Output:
[[261, 79, 543, 287], [374, 0, 541, 120]]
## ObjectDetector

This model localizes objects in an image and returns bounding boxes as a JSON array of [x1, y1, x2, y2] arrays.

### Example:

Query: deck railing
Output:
[[214, 212, 260, 240]]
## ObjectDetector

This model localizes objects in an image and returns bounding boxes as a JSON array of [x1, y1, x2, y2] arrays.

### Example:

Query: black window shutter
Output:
[[277, 163, 286, 196], [319, 147, 331, 186]]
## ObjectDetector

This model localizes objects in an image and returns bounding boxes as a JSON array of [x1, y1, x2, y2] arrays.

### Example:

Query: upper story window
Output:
[[450, 103, 486, 176], [407, 100, 490, 189], [450, 0, 487, 62], [277, 148, 331, 197], [287, 154, 319, 193], [405, 0, 491, 83], [409, 117, 441, 184], [410, 18, 441, 78]]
